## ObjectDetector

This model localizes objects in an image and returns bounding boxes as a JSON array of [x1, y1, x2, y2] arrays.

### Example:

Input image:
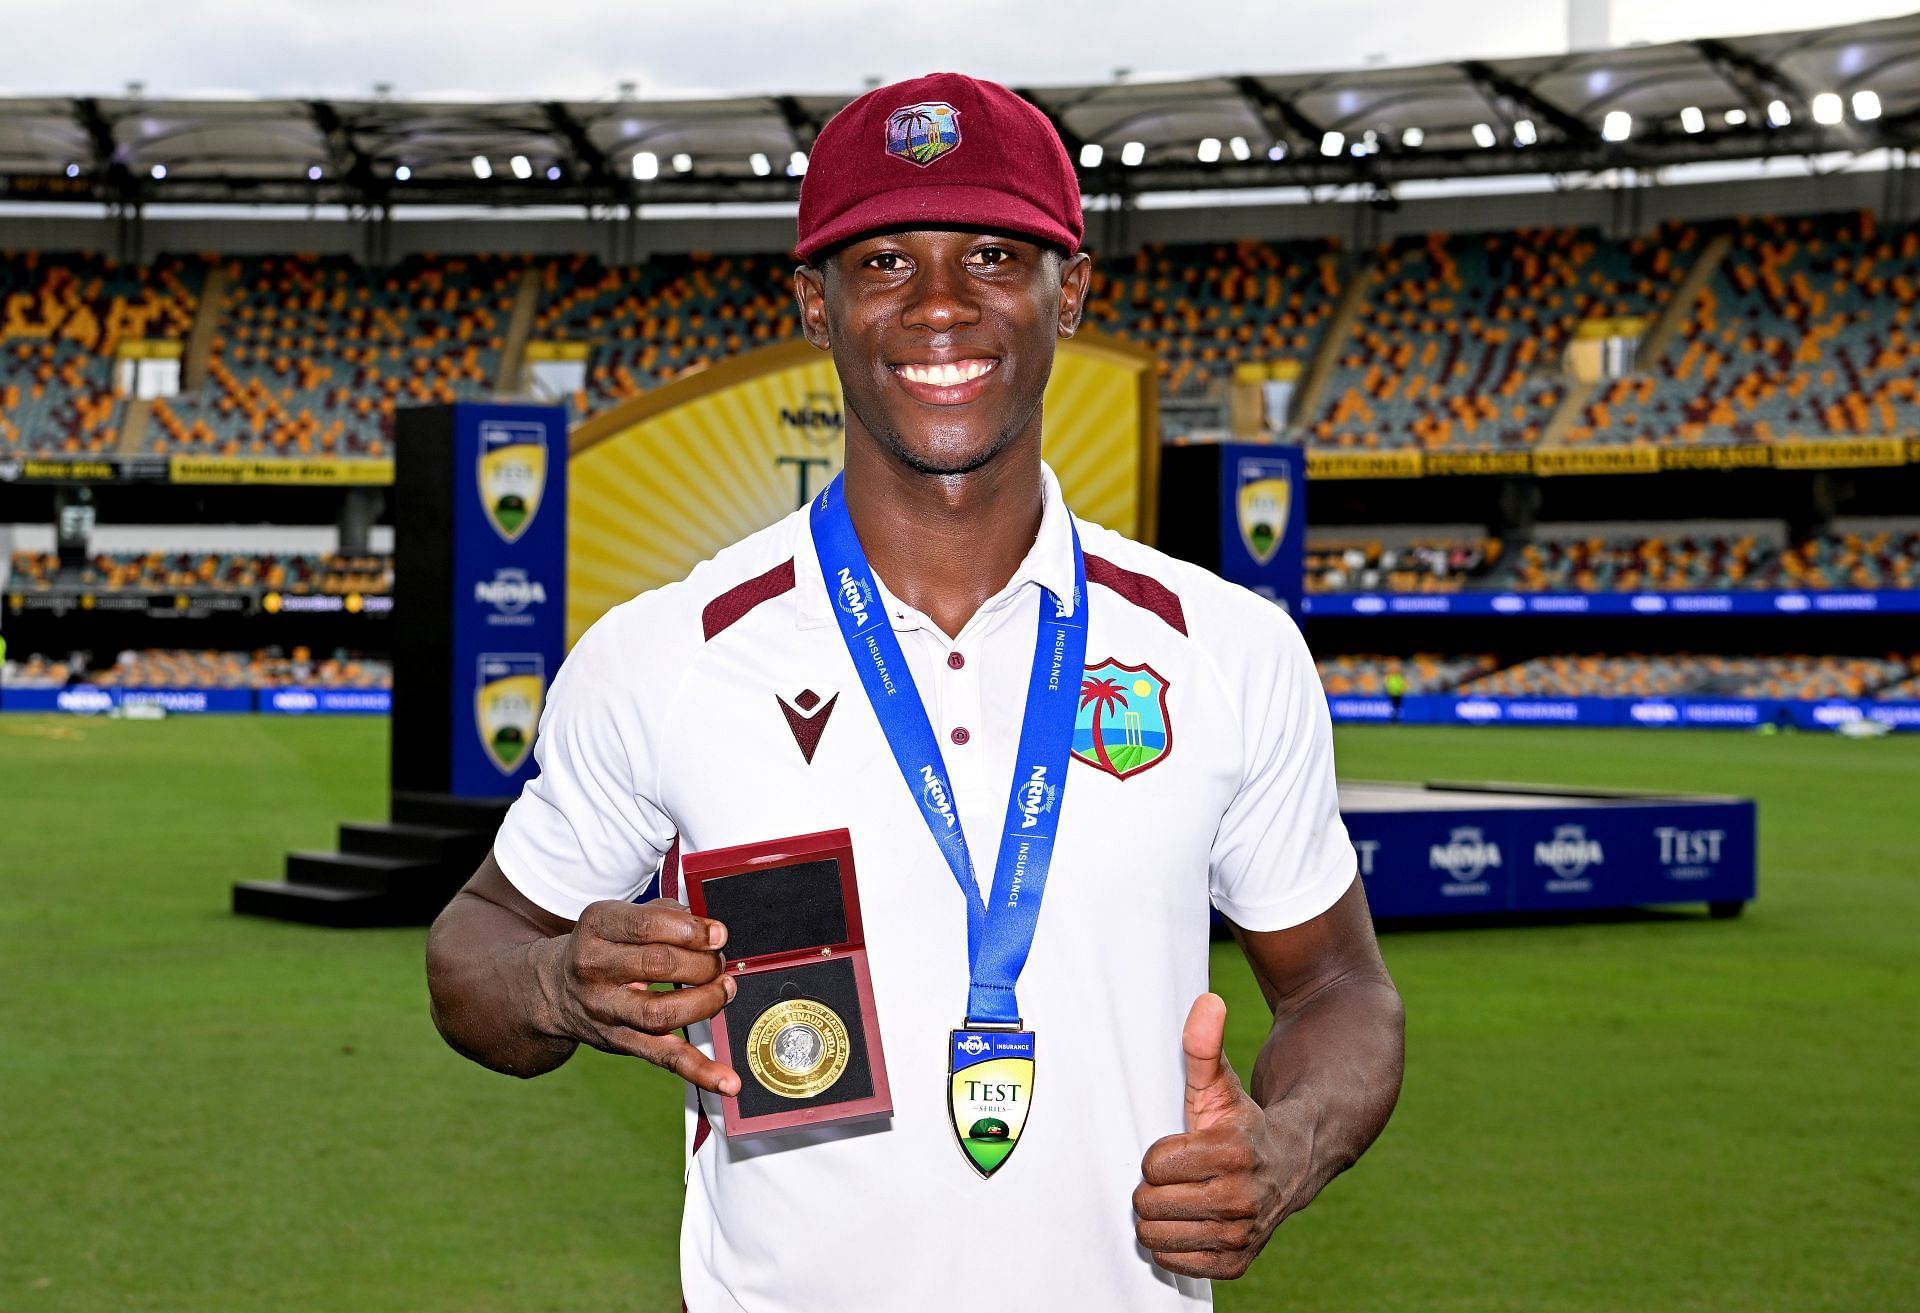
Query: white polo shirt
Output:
[[494, 463, 1356, 1312]]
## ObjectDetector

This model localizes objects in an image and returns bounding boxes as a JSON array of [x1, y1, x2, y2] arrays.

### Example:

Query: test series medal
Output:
[[811, 473, 1088, 1180]]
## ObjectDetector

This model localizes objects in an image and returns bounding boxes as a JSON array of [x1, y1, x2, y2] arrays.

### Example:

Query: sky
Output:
[[0, 0, 1912, 101]]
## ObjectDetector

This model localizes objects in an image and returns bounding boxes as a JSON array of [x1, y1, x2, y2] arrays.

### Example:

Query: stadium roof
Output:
[[4, 14, 1920, 210]]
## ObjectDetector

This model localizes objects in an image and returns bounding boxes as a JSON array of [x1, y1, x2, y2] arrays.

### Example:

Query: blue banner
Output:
[[447, 403, 568, 798], [259, 687, 393, 715], [1217, 444, 1304, 615], [1304, 588, 1920, 618], [1325, 693, 1918, 732], [1345, 796, 1757, 918]]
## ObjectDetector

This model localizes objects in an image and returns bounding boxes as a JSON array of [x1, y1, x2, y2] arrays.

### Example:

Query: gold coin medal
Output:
[[745, 997, 851, 1099]]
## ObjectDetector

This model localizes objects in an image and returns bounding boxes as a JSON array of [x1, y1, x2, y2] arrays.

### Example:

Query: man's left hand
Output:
[[1131, 993, 1311, 1280]]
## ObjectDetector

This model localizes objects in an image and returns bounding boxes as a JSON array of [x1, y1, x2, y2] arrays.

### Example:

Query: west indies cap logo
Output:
[[885, 101, 962, 167], [477, 419, 548, 544], [1073, 660, 1172, 780], [475, 653, 545, 775]]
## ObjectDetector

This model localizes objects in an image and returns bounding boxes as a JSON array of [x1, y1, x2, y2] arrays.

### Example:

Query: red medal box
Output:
[[682, 828, 892, 1137]]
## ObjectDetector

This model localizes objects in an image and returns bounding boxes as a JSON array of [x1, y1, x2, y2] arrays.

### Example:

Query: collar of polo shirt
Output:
[[795, 463, 1079, 631]]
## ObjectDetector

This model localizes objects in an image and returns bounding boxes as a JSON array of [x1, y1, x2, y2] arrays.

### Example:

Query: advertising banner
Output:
[[1345, 797, 1757, 918], [1215, 443, 1304, 613], [447, 405, 567, 797], [1303, 589, 1920, 618]]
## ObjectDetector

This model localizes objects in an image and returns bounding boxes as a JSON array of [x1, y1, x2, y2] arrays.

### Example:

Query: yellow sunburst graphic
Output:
[[565, 334, 1157, 645]]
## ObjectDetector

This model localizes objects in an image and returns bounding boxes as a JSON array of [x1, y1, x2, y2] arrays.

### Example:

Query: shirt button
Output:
[[950, 727, 970, 746], [947, 651, 966, 670]]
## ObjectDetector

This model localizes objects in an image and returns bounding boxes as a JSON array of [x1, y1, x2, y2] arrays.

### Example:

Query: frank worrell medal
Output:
[[811, 473, 1088, 1178], [746, 997, 851, 1099]]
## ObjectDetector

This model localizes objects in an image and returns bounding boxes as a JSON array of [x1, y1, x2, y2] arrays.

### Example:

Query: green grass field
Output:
[[2, 716, 1915, 1311]]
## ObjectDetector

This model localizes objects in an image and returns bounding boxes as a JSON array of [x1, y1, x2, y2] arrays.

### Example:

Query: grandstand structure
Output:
[[1, 16, 1918, 732]]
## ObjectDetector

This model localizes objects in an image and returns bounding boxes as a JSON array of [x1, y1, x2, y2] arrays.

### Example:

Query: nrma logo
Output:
[[1430, 826, 1501, 882], [474, 567, 548, 615], [1016, 765, 1057, 829], [1535, 824, 1604, 880], [921, 764, 957, 829], [836, 567, 874, 627], [956, 1034, 991, 1057]]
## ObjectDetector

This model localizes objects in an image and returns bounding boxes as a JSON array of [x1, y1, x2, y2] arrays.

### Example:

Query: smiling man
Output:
[[426, 72, 1404, 1312]]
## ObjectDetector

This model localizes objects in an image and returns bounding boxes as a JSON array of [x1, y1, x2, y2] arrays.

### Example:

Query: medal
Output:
[[746, 997, 852, 1100], [811, 474, 1087, 1178], [949, 1029, 1036, 1177]]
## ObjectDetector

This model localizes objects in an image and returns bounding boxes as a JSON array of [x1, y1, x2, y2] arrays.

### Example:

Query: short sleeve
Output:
[[492, 605, 677, 920], [1206, 606, 1357, 931]]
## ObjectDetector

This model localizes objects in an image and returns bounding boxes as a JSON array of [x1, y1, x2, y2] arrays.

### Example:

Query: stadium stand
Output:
[[8, 551, 392, 595], [1772, 526, 1920, 591], [150, 255, 520, 456], [1306, 537, 1499, 593], [1314, 653, 1497, 695], [1506, 531, 1774, 592], [534, 252, 797, 414], [81, 648, 391, 689], [1082, 239, 1344, 398], [1455, 653, 1914, 700], [0, 251, 205, 454], [1309, 225, 1690, 450], [1572, 211, 1920, 445]]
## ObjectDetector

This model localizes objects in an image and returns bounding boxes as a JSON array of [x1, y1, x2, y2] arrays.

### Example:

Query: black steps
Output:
[[235, 791, 512, 928]]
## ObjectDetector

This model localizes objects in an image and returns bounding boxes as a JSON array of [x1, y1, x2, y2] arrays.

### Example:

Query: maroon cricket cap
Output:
[[795, 72, 1084, 264]]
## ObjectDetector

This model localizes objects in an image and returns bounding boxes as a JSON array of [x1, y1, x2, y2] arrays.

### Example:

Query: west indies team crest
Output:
[[885, 101, 962, 166], [1073, 660, 1171, 780], [475, 653, 545, 774], [477, 419, 549, 543]]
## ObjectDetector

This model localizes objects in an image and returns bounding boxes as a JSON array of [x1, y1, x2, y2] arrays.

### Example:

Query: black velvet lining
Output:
[[700, 858, 848, 962], [729, 956, 874, 1120]]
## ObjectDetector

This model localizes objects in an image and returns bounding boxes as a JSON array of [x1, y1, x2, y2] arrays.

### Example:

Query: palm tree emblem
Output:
[[887, 103, 960, 165], [1079, 675, 1129, 775]]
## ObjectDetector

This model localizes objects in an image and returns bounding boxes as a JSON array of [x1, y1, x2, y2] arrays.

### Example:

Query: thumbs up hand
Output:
[[1131, 993, 1310, 1281]]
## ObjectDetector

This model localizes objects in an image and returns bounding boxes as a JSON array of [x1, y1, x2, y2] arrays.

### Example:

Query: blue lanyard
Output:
[[809, 473, 1087, 1026]]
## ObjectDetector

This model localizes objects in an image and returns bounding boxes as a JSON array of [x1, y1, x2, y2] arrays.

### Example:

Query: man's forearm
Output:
[[426, 890, 578, 1079], [1249, 968, 1405, 1199]]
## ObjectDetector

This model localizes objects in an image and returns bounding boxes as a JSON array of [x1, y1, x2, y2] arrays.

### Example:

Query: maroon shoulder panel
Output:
[[701, 558, 797, 641], [1085, 554, 1188, 636]]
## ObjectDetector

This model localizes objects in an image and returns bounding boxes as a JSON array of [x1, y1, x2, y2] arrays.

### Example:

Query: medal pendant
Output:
[[948, 1028, 1036, 1179]]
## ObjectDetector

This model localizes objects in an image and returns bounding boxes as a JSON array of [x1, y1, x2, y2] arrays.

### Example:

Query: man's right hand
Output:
[[533, 898, 741, 1095]]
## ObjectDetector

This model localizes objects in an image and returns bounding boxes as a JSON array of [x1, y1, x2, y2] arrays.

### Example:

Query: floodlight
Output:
[[672, 153, 693, 172], [1725, 108, 1748, 126], [1812, 93, 1843, 125], [1767, 99, 1791, 127], [1401, 127, 1424, 148], [394, 164, 410, 181], [1079, 142, 1103, 167], [788, 151, 808, 176], [1853, 89, 1882, 121], [150, 163, 166, 180], [1602, 111, 1631, 143], [1680, 106, 1705, 134], [750, 152, 771, 176], [1514, 118, 1537, 146], [632, 152, 658, 180], [546, 166, 561, 180], [1120, 141, 1145, 166], [1228, 136, 1250, 161], [510, 155, 532, 179], [1471, 123, 1496, 149], [1320, 130, 1344, 156], [472, 156, 493, 179], [1267, 143, 1287, 161], [307, 164, 323, 181], [1197, 137, 1221, 162]]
